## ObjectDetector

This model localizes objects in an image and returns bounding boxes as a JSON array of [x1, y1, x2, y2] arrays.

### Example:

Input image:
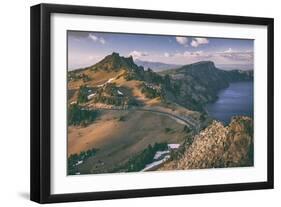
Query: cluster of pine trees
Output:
[[77, 85, 90, 103], [67, 148, 98, 175], [68, 104, 98, 126], [141, 83, 162, 99]]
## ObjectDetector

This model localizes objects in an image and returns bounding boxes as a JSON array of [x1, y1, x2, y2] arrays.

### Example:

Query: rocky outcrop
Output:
[[159, 116, 254, 170], [90, 52, 141, 72]]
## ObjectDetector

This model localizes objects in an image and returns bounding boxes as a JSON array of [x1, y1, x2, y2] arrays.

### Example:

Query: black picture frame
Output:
[[30, 3, 274, 204]]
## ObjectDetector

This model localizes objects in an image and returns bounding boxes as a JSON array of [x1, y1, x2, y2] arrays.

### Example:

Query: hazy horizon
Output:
[[68, 54, 253, 71]]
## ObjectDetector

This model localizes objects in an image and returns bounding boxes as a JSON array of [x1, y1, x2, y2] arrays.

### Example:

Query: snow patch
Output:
[[97, 78, 115, 88], [87, 93, 96, 99], [141, 155, 171, 172], [153, 150, 170, 160], [117, 90, 123, 95], [75, 160, 83, 166], [168, 144, 180, 149]]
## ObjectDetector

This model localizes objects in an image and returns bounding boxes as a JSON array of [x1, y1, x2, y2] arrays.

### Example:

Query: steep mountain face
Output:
[[161, 61, 253, 80], [159, 116, 254, 170], [160, 61, 253, 111]]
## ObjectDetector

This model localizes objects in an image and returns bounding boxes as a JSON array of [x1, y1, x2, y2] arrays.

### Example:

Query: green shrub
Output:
[[77, 85, 89, 103]]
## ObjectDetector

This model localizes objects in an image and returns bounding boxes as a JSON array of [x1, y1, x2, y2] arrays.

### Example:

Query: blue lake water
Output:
[[205, 81, 253, 124]]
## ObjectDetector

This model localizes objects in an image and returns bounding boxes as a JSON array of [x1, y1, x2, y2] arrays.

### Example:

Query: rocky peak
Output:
[[159, 116, 254, 171], [111, 52, 120, 57], [91, 52, 140, 72]]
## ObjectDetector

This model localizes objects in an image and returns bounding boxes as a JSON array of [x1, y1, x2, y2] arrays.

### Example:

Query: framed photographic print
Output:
[[30, 3, 274, 203]]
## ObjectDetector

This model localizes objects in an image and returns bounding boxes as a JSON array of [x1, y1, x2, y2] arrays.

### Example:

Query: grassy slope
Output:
[[68, 109, 188, 174]]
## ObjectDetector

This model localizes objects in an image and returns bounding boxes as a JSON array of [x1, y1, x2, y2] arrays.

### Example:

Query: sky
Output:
[[68, 31, 254, 70]]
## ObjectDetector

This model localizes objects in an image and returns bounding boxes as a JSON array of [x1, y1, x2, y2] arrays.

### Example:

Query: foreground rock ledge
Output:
[[159, 116, 254, 171]]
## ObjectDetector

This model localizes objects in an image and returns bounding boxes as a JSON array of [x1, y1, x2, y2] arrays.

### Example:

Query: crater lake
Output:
[[206, 81, 254, 124]]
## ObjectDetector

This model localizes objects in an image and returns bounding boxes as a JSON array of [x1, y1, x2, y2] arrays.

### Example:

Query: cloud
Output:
[[220, 52, 253, 62], [175, 51, 190, 57], [224, 48, 234, 53], [164, 52, 171, 57], [99, 37, 106, 44], [88, 33, 106, 44], [89, 34, 98, 41], [190, 40, 198, 47], [191, 38, 209, 47], [175, 50, 211, 58], [128, 49, 252, 66], [175, 36, 189, 46], [190, 51, 205, 56], [216, 49, 253, 62], [164, 49, 252, 64], [129, 50, 148, 59]]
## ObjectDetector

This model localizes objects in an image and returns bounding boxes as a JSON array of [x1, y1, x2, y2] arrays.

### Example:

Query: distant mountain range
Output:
[[216, 64, 253, 71], [134, 59, 181, 72]]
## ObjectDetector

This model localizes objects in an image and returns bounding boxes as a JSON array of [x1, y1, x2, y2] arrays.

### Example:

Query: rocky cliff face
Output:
[[159, 116, 254, 170], [160, 61, 253, 111]]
